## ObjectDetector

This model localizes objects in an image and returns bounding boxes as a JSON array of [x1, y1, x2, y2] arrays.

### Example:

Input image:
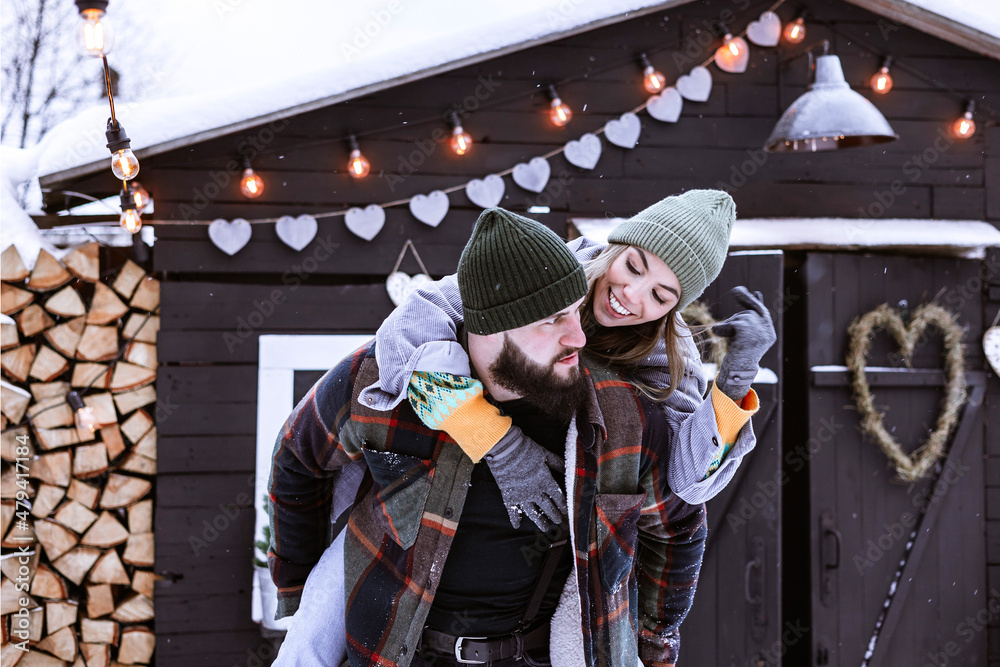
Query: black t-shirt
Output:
[[424, 398, 574, 636]]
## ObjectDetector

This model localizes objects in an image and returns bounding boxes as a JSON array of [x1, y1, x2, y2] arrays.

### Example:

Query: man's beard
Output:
[[488, 334, 590, 422]]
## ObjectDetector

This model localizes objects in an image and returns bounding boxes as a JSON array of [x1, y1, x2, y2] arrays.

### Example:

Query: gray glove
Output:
[[713, 287, 777, 402], [484, 426, 567, 532]]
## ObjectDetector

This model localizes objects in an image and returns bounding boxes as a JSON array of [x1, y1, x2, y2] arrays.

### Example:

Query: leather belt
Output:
[[420, 623, 549, 664]]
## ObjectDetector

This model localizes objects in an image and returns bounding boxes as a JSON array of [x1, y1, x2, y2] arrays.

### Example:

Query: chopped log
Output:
[[62, 243, 99, 284], [27, 250, 72, 292], [111, 387, 155, 415], [34, 519, 79, 560], [127, 500, 152, 534], [28, 347, 69, 383], [29, 565, 67, 599], [1, 245, 29, 282], [81, 512, 128, 548], [80, 618, 119, 644], [35, 625, 78, 662], [27, 606, 44, 642], [1, 319, 19, 350], [44, 287, 85, 318], [1, 381, 31, 424], [81, 394, 115, 427], [1, 344, 36, 382], [132, 429, 154, 460], [72, 443, 108, 479], [116, 627, 155, 664], [45, 600, 78, 633], [110, 594, 153, 623], [1, 414, 5, 429], [34, 427, 80, 451], [52, 501, 98, 534], [109, 363, 155, 393], [122, 341, 155, 370], [121, 533, 153, 568], [130, 570, 157, 598], [87, 548, 129, 586], [1, 501, 13, 538], [17, 305, 55, 338], [1, 283, 34, 315], [1, 577, 29, 614], [70, 364, 110, 391], [128, 278, 159, 313], [29, 381, 70, 402], [0, 548, 37, 582], [120, 412, 152, 446], [42, 317, 85, 360], [29, 451, 72, 487], [26, 397, 74, 430], [80, 643, 110, 667], [115, 454, 155, 476], [51, 546, 102, 585], [111, 260, 145, 299], [66, 480, 100, 509], [15, 650, 63, 667], [2, 515, 36, 548], [98, 425, 125, 461], [99, 475, 150, 509], [0, 643, 23, 667], [85, 583, 115, 618], [30, 484, 65, 519], [1, 426, 32, 461], [86, 284, 128, 327], [121, 314, 157, 344], [0, 469, 23, 500], [70, 659, 84, 667], [75, 327, 118, 363]]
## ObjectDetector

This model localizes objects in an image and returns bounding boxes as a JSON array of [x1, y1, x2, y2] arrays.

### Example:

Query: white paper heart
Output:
[[208, 218, 252, 256], [604, 113, 642, 149], [275, 214, 317, 251], [512, 157, 551, 193], [676, 66, 713, 102], [647, 87, 684, 123], [985, 326, 1000, 375], [386, 272, 433, 307], [466, 175, 505, 208], [747, 11, 781, 46], [344, 205, 385, 241], [409, 191, 450, 227], [564, 133, 602, 170], [715, 37, 749, 73]]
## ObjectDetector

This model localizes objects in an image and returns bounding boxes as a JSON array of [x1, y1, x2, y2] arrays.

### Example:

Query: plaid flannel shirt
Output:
[[268, 341, 706, 667]]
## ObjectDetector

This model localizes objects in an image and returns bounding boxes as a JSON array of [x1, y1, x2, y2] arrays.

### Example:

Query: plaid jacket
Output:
[[268, 341, 707, 667]]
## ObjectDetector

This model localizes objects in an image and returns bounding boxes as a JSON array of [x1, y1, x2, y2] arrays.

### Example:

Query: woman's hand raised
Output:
[[712, 287, 777, 402]]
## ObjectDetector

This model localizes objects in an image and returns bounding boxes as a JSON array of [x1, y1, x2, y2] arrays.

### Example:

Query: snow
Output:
[[903, 0, 1000, 41], [0, 145, 63, 268]]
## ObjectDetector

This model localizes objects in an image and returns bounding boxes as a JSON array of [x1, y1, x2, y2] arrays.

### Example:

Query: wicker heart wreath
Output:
[[846, 303, 967, 482], [680, 300, 727, 366]]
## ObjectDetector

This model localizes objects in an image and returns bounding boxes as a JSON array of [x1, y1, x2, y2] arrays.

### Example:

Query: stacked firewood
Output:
[[1, 243, 158, 666]]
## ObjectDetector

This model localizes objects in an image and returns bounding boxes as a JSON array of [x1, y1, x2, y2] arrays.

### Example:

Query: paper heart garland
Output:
[[208, 218, 252, 256], [846, 302, 967, 482], [985, 326, 1000, 375], [646, 88, 683, 123], [676, 66, 713, 102], [275, 214, 318, 251], [466, 175, 505, 208], [604, 113, 641, 149], [512, 157, 551, 193], [746, 11, 781, 46], [344, 205, 385, 241], [386, 272, 433, 307], [564, 134, 602, 170], [409, 191, 449, 227]]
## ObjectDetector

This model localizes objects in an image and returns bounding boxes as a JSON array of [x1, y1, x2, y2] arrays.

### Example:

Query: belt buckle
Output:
[[454, 636, 488, 664]]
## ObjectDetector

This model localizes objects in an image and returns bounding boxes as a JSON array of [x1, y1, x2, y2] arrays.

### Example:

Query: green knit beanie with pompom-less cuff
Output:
[[458, 207, 588, 335], [607, 189, 736, 310]]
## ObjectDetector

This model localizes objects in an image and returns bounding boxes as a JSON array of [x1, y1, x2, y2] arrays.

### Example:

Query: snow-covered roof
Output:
[[36, 0, 1000, 186], [571, 217, 1000, 258]]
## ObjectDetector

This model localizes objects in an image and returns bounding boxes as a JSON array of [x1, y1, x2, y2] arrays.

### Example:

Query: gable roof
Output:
[[37, 0, 999, 188]]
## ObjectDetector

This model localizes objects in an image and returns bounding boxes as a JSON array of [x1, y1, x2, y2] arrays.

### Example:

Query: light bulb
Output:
[[120, 207, 142, 233], [240, 167, 264, 198], [129, 182, 151, 211], [110, 148, 139, 180], [549, 98, 572, 127], [450, 126, 472, 155], [67, 390, 99, 434], [870, 67, 893, 94], [348, 149, 370, 178], [952, 112, 976, 138], [783, 17, 806, 44], [715, 34, 749, 73], [643, 66, 666, 94], [76, 8, 114, 57]]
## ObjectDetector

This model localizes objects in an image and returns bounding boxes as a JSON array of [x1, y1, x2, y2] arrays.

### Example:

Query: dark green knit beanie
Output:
[[458, 207, 588, 335], [607, 189, 736, 310]]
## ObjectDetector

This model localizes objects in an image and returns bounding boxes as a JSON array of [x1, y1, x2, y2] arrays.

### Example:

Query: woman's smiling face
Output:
[[592, 246, 681, 327]]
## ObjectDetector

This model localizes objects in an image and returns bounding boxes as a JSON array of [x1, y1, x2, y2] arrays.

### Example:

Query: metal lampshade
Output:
[[765, 55, 898, 152]]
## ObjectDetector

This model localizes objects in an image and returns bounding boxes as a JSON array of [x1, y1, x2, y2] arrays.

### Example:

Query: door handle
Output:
[[745, 535, 767, 639], [820, 510, 840, 607]]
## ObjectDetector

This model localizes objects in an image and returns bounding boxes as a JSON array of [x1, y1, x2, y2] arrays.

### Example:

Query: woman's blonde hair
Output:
[[580, 244, 699, 402]]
